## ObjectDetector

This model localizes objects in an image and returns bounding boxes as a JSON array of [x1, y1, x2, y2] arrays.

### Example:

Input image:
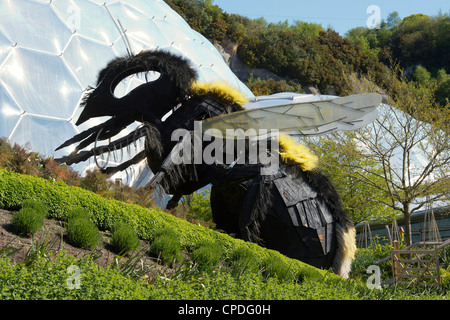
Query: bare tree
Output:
[[313, 71, 450, 245]]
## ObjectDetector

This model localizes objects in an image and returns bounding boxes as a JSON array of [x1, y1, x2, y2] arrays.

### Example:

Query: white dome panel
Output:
[[0, 0, 72, 55], [0, 48, 83, 119], [0, 0, 254, 182], [0, 30, 12, 66], [63, 35, 117, 88], [52, 0, 119, 44], [9, 115, 78, 157], [0, 85, 22, 139]]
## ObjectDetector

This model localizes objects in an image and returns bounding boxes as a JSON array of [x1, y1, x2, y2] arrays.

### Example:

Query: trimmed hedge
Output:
[[0, 253, 365, 300], [0, 168, 335, 283], [12, 207, 45, 236], [1, 169, 449, 299]]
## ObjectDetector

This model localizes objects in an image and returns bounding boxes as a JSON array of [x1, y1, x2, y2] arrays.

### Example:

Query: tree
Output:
[[186, 189, 213, 223], [386, 12, 401, 29], [435, 78, 450, 106], [413, 65, 431, 85], [306, 132, 397, 225], [317, 71, 450, 245]]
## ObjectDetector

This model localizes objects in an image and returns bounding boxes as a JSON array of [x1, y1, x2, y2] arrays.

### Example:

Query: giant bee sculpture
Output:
[[56, 49, 381, 278]]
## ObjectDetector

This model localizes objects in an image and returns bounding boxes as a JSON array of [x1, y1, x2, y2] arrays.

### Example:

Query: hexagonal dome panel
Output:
[[0, 0, 254, 184], [0, 47, 83, 119], [0, 0, 73, 55]]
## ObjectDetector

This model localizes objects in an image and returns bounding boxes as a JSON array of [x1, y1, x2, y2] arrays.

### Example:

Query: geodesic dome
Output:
[[0, 0, 254, 181]]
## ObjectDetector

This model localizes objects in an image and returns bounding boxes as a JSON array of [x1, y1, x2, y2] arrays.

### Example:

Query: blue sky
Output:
[[213, 0, 450, 36]]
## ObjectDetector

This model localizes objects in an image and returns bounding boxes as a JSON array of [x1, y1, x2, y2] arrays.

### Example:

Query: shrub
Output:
[[12, 206, 46, 236], [63, 207, 90, 222], [149, 229, 184, 265], [66, 214, 101, 250], [349, 237, 394, 281], [186, 190, 212, 223], [190, 240, 223, 270], [0, 168, 330, 283], [21, 199, 48, 217], [228, 246, 261, 274], [111, 221, 140, 255], [261, 255, 296, 282]]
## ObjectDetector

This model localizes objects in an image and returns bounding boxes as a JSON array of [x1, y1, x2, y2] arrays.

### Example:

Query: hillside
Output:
[[1, 168, 449, 300], [166, 0, 450, 104], [0, 168, 353, 300], [1, 0, 449, 302]]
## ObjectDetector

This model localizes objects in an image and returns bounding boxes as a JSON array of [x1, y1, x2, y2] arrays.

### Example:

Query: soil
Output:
[[0, 209, 163, 277]]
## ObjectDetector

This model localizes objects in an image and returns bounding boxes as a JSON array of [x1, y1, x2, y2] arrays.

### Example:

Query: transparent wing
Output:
[[201, 93, 382, 138]]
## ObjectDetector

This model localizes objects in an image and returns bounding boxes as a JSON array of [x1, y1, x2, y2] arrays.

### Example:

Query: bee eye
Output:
[[113, 71, 161, 98]]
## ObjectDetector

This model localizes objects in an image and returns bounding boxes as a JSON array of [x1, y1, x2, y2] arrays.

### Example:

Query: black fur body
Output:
[[56, 50, 356, 277]]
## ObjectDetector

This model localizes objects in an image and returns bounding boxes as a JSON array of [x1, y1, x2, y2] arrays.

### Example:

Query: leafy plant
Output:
[[186, 189, 213, 223], [23, 234, 57, 267], [349, 237, 396, 282], [21, 199, 48, 217], [0, 168, 331, 283], [190, 240, 223, 271], [65, 213, 101, 250], [149, 229, 184, 265], [110, 221, 141, 255], [63, 207, 90, 222], [228, 245, 261, 275], [12, 206, 45, 236], [261, 255, 296, 282]]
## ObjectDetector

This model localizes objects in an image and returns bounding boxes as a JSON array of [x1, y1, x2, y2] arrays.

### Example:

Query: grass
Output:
[[0, 168, 449, 300], [110, 221, 140, 255], [149, 229, 184, 265], [190, 240, 224, 271], [65, 212, 101, 250], [11, 200, 46, 236]]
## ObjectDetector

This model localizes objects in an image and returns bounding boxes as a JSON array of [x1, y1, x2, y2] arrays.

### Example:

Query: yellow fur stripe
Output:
[[342, 226, 357, 261], [335, 224, 357, 278], [190, 81, 250, 106], [278, 134, 318, 171]]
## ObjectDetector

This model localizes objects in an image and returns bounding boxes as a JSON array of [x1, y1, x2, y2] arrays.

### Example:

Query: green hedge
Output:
[[1, 169, 449, 299], [0, 168, 332, 281], [0, 253, 363, 300]]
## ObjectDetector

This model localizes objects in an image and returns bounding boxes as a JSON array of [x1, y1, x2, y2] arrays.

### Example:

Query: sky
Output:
[[213, 0, 450, 36]]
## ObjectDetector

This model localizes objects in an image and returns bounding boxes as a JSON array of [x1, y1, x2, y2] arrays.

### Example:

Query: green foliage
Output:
[[186, 189, 213, 223], [0, 139, 156, 210], [306, 132, 397, 225], [190, 240, 223, 270], [64, 207, 90, 222], [65, 212, 101, 250], [436, 78, 450, 106], [346, 11, 450, 77], [11, 200, 47, 236], [261, 255, 297, 282], [228, 245, 261, 274], [12, 207, 45, 236], [110, 221, 141, 255], [0, 168, 330, 281], [413, 65, 432, 85], [149, 229, 184, 265], [166, 0, 386, 96], [1, 169, 450, 299], [246, 75, 304, 96], [350, 238, 395, 281], [20, 199, 48, 217], [165, 0, 449, 106], [236, 25, 387, 94]]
